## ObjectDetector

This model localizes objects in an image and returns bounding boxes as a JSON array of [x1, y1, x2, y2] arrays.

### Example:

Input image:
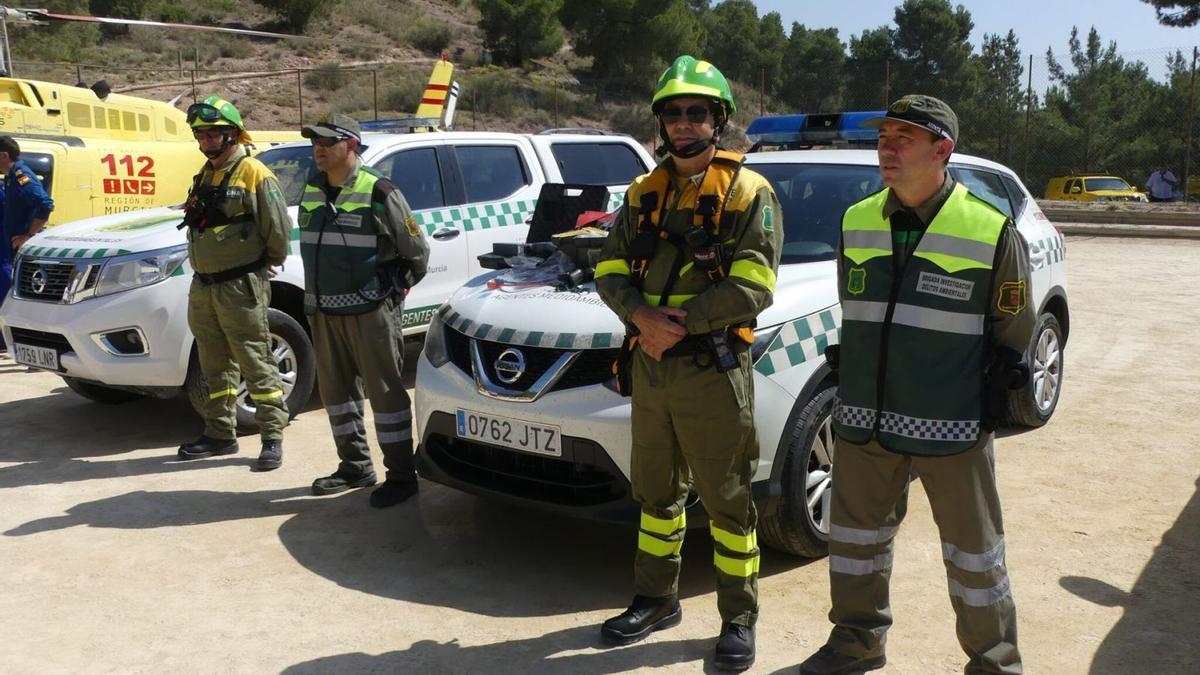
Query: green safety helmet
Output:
[[651, 55, 736, 118], [186, 95, 252, 143]]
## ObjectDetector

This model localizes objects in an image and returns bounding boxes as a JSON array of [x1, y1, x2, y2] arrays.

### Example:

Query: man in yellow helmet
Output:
[[594, 55, 783, 671], [176, 95, 293, 471]]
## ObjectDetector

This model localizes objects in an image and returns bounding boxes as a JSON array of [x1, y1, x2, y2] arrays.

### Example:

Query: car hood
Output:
[[1087, 189, 1141, 197], [21, 207, 186, 259], [442, 260, 840, 345]]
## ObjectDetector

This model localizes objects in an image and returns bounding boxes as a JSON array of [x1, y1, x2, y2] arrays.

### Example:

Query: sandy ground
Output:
[[2, 235, 1198, 674]]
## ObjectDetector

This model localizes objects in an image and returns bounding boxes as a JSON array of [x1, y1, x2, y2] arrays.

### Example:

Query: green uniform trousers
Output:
[[628, 347, 760, 626], [187, 272, 289, 440], [826, 436, 1021, 674], [311, 298, 415, 482]]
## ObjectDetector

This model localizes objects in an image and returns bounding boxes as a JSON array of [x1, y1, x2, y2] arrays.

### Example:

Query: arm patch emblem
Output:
[[16, 174, 29, 186], [405, 214, 421, 237], [996, 280, 1026, 315]]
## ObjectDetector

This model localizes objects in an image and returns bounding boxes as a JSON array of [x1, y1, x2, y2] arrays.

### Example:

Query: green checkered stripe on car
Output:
[[755, 306, 842, 376], [413, 199, 537, 235], [1029, 233, 1066, 270], [20, 245, 131, 258], [439, 304, 622, 350]]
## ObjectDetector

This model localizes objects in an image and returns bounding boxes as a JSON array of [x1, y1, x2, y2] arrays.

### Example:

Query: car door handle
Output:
[[431, 228, 460, 241]]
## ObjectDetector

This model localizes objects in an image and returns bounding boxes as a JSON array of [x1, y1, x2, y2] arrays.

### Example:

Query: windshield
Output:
[[1084, 177, 1133, 192], [751, 163, 883, 264], [256, 145, 317, 206]]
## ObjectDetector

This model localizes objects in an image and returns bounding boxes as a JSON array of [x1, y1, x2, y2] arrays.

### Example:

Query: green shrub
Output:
[[304, 62, 347, 91], [406, 17, 454, 55]]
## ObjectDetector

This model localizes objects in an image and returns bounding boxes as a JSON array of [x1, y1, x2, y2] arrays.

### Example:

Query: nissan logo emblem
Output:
[[493, 348, 526, 385], [30, 268, 48, 294]]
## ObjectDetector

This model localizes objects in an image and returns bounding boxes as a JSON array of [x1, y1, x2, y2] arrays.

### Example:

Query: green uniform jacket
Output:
[[835, 175, 1035, 455], [185, 147, 291, 274], [299, 158, 430, 315], [595, 157, 783, 335]]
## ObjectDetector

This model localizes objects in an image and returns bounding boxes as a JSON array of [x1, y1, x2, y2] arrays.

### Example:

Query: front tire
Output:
[[759, 382, 836, 558], [1008, 312, 1064, 427], [185, 308, 316, 433], [62, 377, 144, 404]]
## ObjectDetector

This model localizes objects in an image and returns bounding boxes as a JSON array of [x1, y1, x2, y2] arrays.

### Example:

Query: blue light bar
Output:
[[359, 116, 443, 132], [747, 111, 885, 148]]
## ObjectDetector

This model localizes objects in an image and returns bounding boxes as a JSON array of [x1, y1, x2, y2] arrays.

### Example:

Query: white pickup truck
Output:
[[0, 130, 655, 430]]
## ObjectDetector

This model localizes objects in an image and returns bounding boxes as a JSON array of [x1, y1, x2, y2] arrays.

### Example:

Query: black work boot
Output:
[[254, 439, 283, 472], [369, 479, 418, 508], [798, 645, 886, 675], [312, 470, 377, 496], [177, 435, 239, 460], [600, 594, 682, 646], [714, 622, 755, 671]]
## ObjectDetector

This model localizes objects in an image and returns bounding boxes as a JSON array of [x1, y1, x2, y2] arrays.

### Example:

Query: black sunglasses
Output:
[[310, 136, 347, 147], [660, 104, 711, 124]]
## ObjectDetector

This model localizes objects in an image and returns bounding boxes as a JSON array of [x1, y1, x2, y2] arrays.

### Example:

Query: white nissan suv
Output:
[[412, 128, 1068, 557]]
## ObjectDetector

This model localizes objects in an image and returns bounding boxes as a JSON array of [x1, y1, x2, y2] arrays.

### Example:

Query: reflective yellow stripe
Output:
[[713, 550, 761, 577], [639, 531, 684, 558], [208, 388, 237, 400], [640, 510, 686, 536], [710, 524, 757, 554], [679, 261, 694, 277], [641, 293, 697, 308], [729, 259, 776, 291], [250, 390, 284, 401], [595, 259, 631, 277]]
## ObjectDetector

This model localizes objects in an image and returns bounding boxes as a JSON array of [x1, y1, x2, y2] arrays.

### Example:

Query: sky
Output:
[[752, 0, 1198, 83]]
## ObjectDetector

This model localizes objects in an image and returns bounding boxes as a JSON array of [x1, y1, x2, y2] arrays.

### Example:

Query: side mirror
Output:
[[1069, 185, 1081, 194]]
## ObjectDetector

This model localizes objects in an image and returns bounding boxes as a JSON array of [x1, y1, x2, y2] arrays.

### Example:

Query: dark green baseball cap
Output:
[[862, 94, 958, 143], [302, 112, 367, 151]]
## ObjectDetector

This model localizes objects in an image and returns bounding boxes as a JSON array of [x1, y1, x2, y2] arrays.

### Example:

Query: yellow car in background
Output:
[[1043, 175, 1148, 202]]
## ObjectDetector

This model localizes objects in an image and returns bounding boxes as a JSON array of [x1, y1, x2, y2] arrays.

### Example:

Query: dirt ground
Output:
[[2, 235, 1198, 674]]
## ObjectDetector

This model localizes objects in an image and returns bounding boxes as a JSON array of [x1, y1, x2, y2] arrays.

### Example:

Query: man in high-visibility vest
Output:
[[176, 96, 292, 471], [798, 95, 1034, 675], [594, 55, 783, 672], [299, 113, 429, 507]]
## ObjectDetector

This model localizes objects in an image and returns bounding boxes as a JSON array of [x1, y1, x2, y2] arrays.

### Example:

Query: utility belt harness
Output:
[[179, 155, 257, 237], [612, 150, 754, 395], [194, 256, 267, 286]]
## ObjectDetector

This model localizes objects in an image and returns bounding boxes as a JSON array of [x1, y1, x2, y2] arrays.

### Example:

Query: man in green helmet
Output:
[[594, 55, 783, 671], [176, 95, 293, 471]]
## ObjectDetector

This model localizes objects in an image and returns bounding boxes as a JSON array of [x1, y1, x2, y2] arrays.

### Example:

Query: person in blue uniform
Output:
[[0, 135, 54, 354]]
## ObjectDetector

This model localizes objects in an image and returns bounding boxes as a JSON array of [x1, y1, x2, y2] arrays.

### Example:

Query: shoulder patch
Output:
[[761, 205, 775, 232], [405, 214, 422, 237], [16, 174, 30, 186], [996, 280, 1026, 315]]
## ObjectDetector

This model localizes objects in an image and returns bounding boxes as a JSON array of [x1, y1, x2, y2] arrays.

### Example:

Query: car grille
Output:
[[10, 327, 74, 354], [14, 258, 100, 303], [422, 412, 628, 507], [445, 327, 618, 393]]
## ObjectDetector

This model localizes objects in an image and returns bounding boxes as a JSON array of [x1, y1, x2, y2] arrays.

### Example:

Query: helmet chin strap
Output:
[[655, 115, 727, 159], [200, 128, 238, 160]]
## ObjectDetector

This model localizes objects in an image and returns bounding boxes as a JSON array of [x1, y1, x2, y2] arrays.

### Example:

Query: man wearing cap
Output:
[[299, 113, 430, 507], [798, 95, 1033, 675], [176, 95, 293, 471]]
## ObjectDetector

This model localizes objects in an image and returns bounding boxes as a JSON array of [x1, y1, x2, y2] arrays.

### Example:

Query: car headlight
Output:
[[423, 308, 451, 367], [94, 245, 189, 297]]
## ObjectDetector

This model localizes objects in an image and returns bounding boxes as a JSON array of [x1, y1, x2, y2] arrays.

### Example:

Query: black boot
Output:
[[714, 622, 755, 671], [312, 470, 377, 496], [177, 435, 238, 460], [254, 439, 283, 472], [369, 479, 418, 508], [798, 645, 886, 675], [600, 594, 682, 646]]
